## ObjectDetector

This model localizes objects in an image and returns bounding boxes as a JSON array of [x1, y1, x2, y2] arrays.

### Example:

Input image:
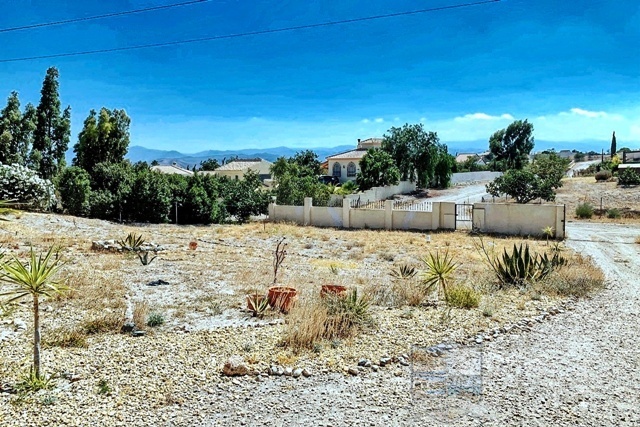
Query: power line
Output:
[[0, 0, 209, 34], [0, 0, 500, 63]]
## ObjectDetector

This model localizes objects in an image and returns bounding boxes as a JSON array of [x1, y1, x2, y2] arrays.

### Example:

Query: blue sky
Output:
[[0, 0, 638, 153]]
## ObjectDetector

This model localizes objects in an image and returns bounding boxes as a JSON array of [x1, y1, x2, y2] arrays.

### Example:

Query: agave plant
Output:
[[494, 244, 553, 286], [421, 250, 457, 299], [137, 251, 157, 266], [118, 233, 145, 252], [389, 264, 417, 280], [247, 293, 269, 318]]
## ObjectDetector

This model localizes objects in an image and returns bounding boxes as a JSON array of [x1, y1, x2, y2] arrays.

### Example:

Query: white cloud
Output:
[[361, 118, 370, 123], [454, 112, 514, 122], [569, 108, 608, 118], [419, 117, 426, 122], [374, 117, 384, 123]]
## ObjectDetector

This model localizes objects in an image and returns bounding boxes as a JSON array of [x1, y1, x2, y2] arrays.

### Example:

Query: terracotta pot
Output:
[[267, 286, 298, 313], [320, 284, 347, 298], [189, 241, 198, 250], [246, 294, 267, 312]]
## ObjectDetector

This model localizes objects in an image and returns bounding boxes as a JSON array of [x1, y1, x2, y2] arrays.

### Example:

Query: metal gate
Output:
[[455, 204, 473, 229]]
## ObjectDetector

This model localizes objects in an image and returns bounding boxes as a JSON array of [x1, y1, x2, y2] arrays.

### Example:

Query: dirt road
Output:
[[472, 222, 640, 426]]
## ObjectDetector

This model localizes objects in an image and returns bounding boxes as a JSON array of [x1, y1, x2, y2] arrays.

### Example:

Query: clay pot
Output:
[[189, 241, 198, 250], [320, 284, 347, 298], [267, 286, 298, 313]]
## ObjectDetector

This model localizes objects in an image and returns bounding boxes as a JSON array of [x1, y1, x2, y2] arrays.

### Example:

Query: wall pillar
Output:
[[268, 202, 275, 219], [342, 199, 351, 228], [384, 200, 393, 230], [303, 197, 312, 226]]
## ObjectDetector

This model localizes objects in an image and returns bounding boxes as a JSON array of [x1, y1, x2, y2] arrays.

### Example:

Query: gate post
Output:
[[384, 200, 393, 230], [303, 197, 312, 226]]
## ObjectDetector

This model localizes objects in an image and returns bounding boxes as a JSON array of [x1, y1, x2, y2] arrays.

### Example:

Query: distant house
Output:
[[557, 150, 575, 160], [206, 158, 273, 181], [455, 152, 488, 166], [622, 150, 640, 163], [151, 162, 194, 176], [326, 138, 383, 183]]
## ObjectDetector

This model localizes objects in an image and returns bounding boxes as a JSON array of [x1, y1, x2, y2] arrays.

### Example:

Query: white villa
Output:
[[326, 138, 382, 183]]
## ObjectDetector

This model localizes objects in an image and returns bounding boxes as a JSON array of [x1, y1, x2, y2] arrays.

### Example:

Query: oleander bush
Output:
[[0, 163, 56, 210]]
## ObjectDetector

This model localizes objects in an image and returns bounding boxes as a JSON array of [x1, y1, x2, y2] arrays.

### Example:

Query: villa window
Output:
[[347, 162, 357, 177], [332, 162, 341, 177]]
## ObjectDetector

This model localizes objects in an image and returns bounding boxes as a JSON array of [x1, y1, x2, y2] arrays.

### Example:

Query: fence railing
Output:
[[392, 200, 433, 212]]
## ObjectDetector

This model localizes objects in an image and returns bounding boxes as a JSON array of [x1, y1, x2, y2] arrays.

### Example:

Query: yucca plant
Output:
[[247, 293, 269, 318], [325, 288, 371, 329], [0, 246, 68, 380], [118, 232, 145, 252], [389, 264, 417, 280], [421, 250, 457, 299]]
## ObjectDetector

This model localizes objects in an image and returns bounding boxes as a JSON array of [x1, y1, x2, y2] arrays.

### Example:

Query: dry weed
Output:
[[537, 254, 605, 298], [133, 301, 149, 330], [43, 326, 88, 348], [82, 311, 124, 334]]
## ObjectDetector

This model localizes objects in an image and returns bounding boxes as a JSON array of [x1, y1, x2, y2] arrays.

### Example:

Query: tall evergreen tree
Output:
[[0, 92, 36, 165], [31, 67, 71, 179], [73, 107, 130, 174], [611, 131, 617, 156]]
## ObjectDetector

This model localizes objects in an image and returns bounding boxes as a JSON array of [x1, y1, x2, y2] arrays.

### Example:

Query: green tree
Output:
[[611, 131, 617, 155], [433, 152, 456, 188], [127, 168, 172, 223], [356, 148, 400, 191], [530, 152, 570, 189], [31, 67, 71, 180], [0, 92, 36, 165], [382, 124, 442, 187], [199, 158, 220, 171], [89, 161, 134, 220], [1, 247, 67, 380], [57, 166, 92, 216], [290, 150, 322, 176], [73, 108, 130, 174], [222, 171, 270, 221], [486, 169, 555, 204], [488, 120, 535, 171]]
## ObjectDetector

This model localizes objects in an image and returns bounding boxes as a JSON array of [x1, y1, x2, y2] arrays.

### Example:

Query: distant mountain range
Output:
[[121, 139, 616, 168]]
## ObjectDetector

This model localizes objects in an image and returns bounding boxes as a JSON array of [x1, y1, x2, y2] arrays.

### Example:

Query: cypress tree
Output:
[[31, 67, 71, 180]]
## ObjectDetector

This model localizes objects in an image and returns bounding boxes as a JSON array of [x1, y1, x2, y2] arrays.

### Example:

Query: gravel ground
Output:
[[1, 217, 635, 426]]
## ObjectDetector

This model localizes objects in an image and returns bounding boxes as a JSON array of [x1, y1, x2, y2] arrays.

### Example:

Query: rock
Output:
[[292, 368, 302, 378], [223, 355, 250, 377], [13, 319, 27, 331], [358, 358, 371, 367], [269, 366, 279, 376], [398, 358, 409, 367], [146, 279, 170, 287], [371, 365, 379, 372], [301, 368, 311, 377], [394, 369, 403, 377], [347, 367, 359, 376], [121, 322, 136, 333], [379, 357, 391, 367], [132, 330, 146, 337], [283, 367, 293, 377], [276, 366, 284, 376]]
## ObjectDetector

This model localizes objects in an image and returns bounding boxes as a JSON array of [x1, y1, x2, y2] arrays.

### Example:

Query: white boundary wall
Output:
[[472, 203, 565, 239], [329, 181, 416, 206]]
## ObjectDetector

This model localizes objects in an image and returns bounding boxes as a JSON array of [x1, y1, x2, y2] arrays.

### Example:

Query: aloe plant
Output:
[[247, 293, 269, 318], [137, 251, 157, 266]]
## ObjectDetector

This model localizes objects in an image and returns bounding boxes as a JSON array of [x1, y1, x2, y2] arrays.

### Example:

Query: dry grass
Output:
[[536, 254, 606, 298], [82, 311, 124, 335], [445, 284, 481, 309], [43, 326, 88, 348], [133, 301, 149, 331]]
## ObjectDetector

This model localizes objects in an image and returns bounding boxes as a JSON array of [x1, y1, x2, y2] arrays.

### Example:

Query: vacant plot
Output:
[[0, 212, 603, 425], [557, 176, 640, 221]]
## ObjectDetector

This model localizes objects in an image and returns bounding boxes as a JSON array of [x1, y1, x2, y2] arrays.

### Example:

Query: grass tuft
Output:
[[445, 285, 480, 308]]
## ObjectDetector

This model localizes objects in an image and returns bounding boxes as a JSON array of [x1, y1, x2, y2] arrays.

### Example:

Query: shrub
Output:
[[595, 170, 611, 182], [606, 208, 621, 219], [146, 312, 165, 327], [0, 163, 56, 210], [445, 285, 480, 308], [82, 313, 123, 334], [618, 168, 640, 186], [57, 166, 92, 216], [575, 203, 594, 219]]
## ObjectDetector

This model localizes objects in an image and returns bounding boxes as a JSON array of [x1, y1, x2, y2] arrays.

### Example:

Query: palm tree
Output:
[[0, 247, 67, 379]]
